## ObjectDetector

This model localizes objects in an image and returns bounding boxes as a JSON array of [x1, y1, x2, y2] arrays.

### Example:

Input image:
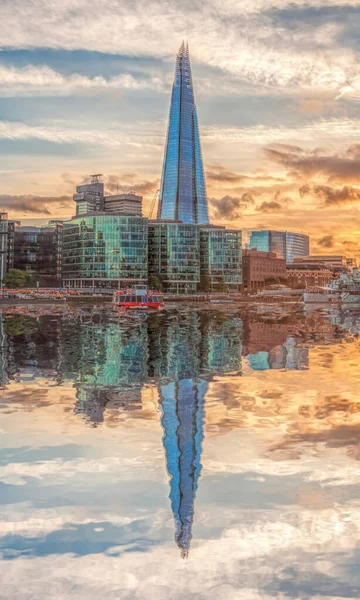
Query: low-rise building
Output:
[[199, 225, 242, 291], [62, 215, 148, 290], [242, 249, 287, 292], [293, 255, 356, 270], [104, 193, 142, 216], [286, 264, 334, 288], [148, 221, 199, 294]]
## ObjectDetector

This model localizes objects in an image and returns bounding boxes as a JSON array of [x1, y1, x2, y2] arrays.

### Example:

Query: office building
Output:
[[73, 175, 144, 218], [148, 220, 200, 294], [158, 42, 209, 224], [199, 225, 242, 291], [249, 230, 309, 263], [242, 249, 287, 291], [9, 221, 63, 286], [62, 215, 148, 290], [0, 212, 8, 285], [104, 193, 142, 216], [285, 231, 310, 263], [73, 174, 105, 216]]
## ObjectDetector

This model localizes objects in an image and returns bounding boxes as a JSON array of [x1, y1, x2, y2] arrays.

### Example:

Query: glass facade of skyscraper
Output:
[[285, 232, 310, 263], [249, 230, 309, 263], [148, 221, 200, 294], [199, 226, 242, 291], [249, 230, 271, 253], [158, 43, 209, 224], [62, 215, 148, 288]]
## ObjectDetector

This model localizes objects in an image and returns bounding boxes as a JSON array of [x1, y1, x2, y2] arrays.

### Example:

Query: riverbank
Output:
[[0, 293, 303, 306]]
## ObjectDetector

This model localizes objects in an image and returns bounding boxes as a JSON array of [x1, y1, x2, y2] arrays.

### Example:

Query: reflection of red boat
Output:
[[113, 288, 164, 310]]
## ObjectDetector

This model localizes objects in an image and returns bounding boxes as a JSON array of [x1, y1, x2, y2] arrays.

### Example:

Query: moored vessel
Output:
[[113, 287, 164, 310]]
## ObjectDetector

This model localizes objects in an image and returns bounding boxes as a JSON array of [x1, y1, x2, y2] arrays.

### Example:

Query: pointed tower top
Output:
[[179, 41, 185, 57], [158, 41, 210, 224]]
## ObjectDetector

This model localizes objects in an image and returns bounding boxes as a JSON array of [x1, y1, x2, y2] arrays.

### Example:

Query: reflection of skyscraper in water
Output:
[[0, 314, 8, 386], [149, 311, 243, 555], [148, 312, 202, 380], [61, 321, 148, 424], [160, 378, 207, 558], [199, 314, 243, 374]]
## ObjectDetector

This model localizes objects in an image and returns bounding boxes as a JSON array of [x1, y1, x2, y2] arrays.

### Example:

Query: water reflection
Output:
[[0, 305, 360, 594]]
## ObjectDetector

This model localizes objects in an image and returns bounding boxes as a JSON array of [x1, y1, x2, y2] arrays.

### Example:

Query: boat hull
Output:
[[114, 302, 163, 310]]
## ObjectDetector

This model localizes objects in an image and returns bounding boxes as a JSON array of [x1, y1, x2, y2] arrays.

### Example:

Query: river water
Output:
[[0, 304, 359, 599]]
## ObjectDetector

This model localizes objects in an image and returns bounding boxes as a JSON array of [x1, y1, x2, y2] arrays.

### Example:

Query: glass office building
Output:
[[199, 226, 242, 291], [62, 215, 148, 289], [249, 230, 309, 263], [0, 212, 8, 286], [9, 222, 63, 286], [158, 42, 209, 224], [285, 231, 310, 263], [148, 221, 200, 294]]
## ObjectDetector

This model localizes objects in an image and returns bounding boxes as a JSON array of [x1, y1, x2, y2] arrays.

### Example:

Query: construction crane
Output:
[[148, 189, 160, 219]]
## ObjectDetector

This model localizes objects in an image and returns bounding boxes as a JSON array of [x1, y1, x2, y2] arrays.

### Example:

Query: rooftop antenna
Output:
[[90, 174, 103, 184]]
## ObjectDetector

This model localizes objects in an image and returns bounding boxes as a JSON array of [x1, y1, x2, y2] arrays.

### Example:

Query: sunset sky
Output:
[[2, 1, 360, 255]]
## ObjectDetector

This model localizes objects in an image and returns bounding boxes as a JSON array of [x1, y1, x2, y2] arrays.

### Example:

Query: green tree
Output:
[[215, 277, 228, 293], [199, 273, 211, 292], [148, 273, 163, 291], [3, 269, 33, 289]]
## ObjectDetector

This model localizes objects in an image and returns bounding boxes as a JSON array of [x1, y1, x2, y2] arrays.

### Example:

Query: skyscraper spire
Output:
[[158, 43, 209, 224]]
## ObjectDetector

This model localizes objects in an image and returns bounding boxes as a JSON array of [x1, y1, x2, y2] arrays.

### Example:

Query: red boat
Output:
[[113, 287, 164, 310]]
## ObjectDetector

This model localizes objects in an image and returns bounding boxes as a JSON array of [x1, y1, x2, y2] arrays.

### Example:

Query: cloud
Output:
[[0, 64, 166, 97], [256, 200, 282, 213], [206, 165, 246, 184], [0, 120, 163, 150], [255, 190, 293, 213], [204, 119, 360, 149], [210, 193, 255, 219], [105, 175, 159, 197], [342, 239, 360, 250], [206, 165, 285, 186], [300, 183, 360, 206], [266, 142, 360, 182], [318, 234, 334, 248], [1, 0, 360, 98], [0, 194, 72, 215]]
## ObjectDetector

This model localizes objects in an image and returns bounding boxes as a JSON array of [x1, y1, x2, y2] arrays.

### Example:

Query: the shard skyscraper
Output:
[[158, 42, 210, 224]]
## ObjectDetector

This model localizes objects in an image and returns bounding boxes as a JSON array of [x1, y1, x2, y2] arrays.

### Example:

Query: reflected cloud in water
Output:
[[0, 305, 360, 597]]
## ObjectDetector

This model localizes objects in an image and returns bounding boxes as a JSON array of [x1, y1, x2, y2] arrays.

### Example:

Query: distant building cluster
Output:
[[248, 229, 309, 264], [1, 44, 357, 293]]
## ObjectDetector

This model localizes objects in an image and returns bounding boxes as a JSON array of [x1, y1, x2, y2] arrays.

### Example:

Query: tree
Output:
[[215, 277, 228, 293], [148, 273, 163, 291], [3, 269, 33, 289], [199, 273, 211, 292]]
